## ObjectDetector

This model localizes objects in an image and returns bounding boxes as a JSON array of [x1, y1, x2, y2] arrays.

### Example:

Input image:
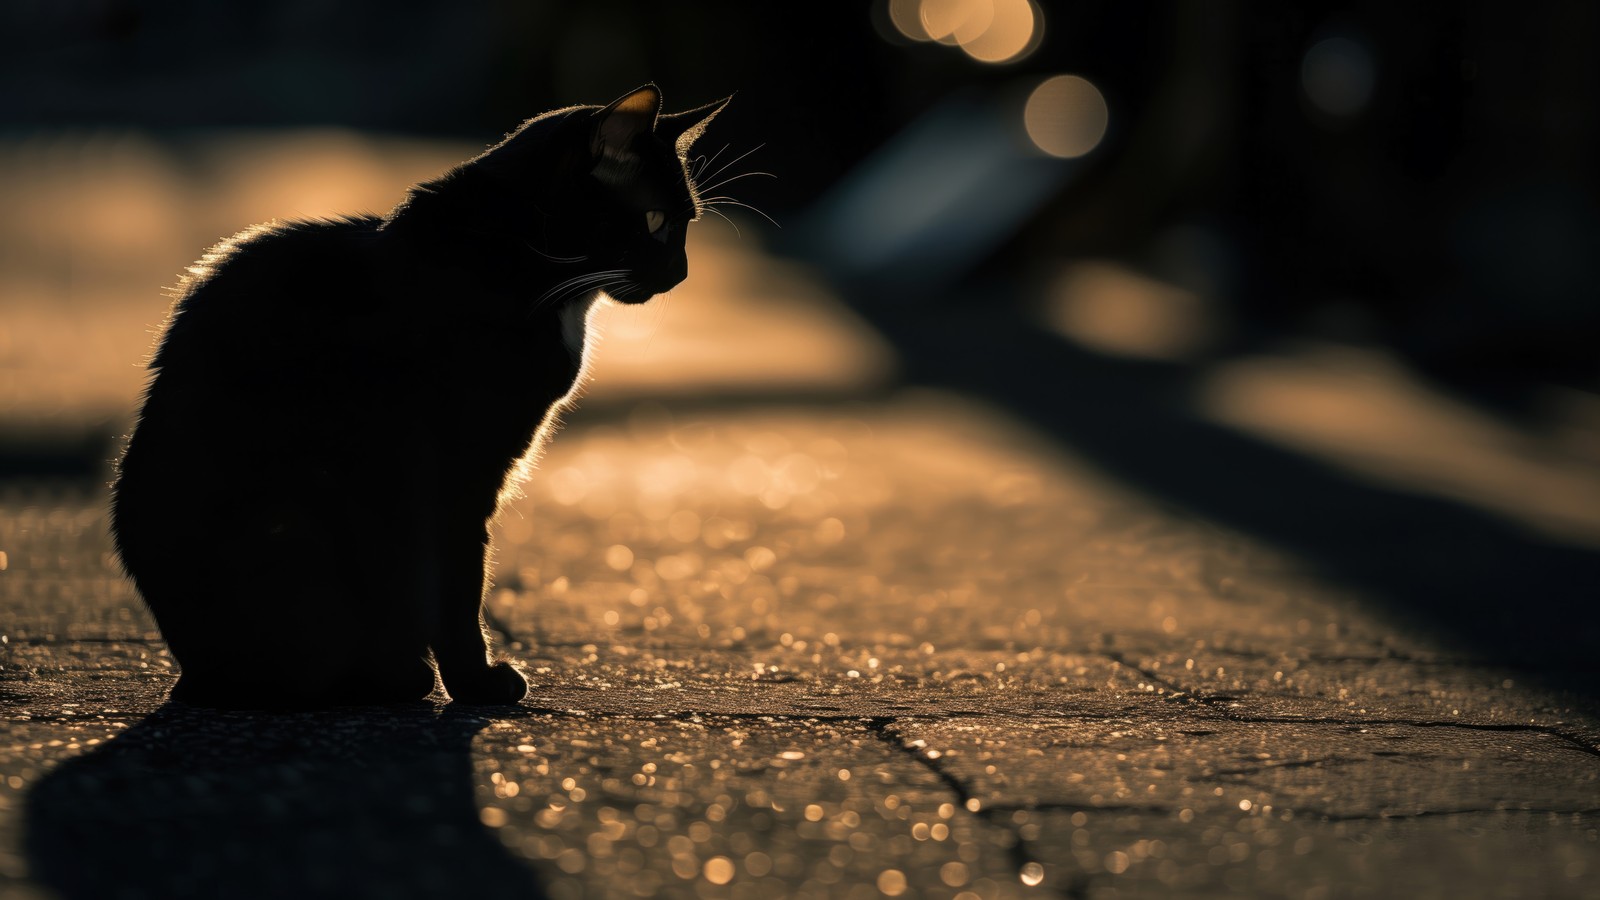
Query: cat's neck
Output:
[[378, 184, 591, 331], [559, 293, 600, 361]]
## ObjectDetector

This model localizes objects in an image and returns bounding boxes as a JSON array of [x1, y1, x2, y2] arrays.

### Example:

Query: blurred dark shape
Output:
[[0, 1, 899, 216], [26, 703, 547, 899], [0, 427, 117, 482], [792, 89, 1073, 294], [1003, 2, 1600, 402]]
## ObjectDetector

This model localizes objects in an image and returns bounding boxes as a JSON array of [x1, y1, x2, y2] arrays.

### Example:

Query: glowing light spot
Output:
[[889, 0, 932, 40], [604, 544, 634, 571], [654, 553, 697, 581], [877, 868, 908, 896], [1302, 35, 1376, 118], [479, 806, 508, 828], [958, 0, 1041, 64], [548, 467, 588, 505], [728, 454, 769, 494], [1104, 851, 1130, 874], [814, 516, 847, 544], [921, 0, 992, 45], [703, 856, 735, 885], [1019, 862, 1045, 886], [941, 861, 970, 887], [1024, 75, 1109, 159], [556, 848, 586, 874], [745, 545, 777, 571]]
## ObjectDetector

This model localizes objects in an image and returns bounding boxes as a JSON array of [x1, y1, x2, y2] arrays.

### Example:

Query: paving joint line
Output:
[[863, 716, 1088, 900], [1108, 649, 1600, 757]]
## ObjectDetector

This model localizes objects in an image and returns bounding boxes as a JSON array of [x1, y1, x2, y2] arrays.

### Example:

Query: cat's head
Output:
[[465, 85, 729, 305]]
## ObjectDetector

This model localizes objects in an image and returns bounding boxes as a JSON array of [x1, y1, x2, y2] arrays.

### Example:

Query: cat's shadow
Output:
[[25, 701, 547, 899]]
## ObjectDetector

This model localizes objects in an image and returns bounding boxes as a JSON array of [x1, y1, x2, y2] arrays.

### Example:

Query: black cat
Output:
[[111, 85, 727, 708]]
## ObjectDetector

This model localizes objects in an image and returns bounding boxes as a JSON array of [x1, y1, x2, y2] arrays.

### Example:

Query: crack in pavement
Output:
[[863, 716, 1087, 900], [1205, 714, 1600, 759], [1106, 649, 1600, 756]]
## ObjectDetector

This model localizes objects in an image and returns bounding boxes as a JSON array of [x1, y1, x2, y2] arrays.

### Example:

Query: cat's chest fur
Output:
[[422, 292, 597, 487], [559, 293, 600, 363]]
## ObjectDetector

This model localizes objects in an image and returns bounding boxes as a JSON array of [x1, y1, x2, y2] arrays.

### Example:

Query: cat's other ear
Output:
[[591, 84, 662, 161], [658, 95, 732, 156]]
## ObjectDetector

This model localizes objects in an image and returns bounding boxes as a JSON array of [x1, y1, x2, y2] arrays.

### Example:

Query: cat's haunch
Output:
[[111, 85, 728, 709]]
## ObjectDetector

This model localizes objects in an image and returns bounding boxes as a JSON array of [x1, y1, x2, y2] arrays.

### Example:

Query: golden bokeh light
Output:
[[886, 0, 1041, 63], [1023, 74, 1109, 158], [888, 0, 931, 41], [920, 0, 992, 46], [957, 0, 1040, 64]]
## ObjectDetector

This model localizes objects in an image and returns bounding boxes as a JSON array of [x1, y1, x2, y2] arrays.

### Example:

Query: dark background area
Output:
[[4, 1, 1596, 394]]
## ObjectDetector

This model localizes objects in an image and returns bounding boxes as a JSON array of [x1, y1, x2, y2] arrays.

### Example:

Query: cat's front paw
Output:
[[447, 661, 528, 705]]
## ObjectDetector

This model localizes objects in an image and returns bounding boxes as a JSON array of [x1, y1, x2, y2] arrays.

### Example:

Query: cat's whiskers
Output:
[[697, 143, 765, 191], [539, 271, 631, 308], [525, 242, 588, 264], [689, 144, 729, 182], [695, 170, 776, 197], [700, 196, 781, 229], [699, 204, 742, 236], [685, 143, 774, 234], [531, 268, 633, 312]]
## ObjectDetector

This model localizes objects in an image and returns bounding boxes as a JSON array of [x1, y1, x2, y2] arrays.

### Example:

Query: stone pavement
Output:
[[3, 391, 1599, 900]]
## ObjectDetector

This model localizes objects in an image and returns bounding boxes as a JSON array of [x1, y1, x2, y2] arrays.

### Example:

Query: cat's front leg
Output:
[[431, 526, 527, 705]]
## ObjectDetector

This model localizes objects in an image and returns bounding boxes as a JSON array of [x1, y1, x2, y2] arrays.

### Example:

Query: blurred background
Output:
[[3, 1, 1599, 659]]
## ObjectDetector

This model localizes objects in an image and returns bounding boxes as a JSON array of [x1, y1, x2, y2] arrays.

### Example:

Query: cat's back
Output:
[[118, 216, 399, 505], [151, 216, 386, 373]]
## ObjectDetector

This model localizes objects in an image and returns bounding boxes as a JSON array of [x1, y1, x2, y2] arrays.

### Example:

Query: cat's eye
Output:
[[644, 210, 666, 235]]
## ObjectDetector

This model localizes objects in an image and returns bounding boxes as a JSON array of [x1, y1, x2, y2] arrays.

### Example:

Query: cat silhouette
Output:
[[111, 85, 727, 708]]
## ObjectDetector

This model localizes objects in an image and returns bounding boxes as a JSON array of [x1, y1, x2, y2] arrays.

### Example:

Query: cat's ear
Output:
[[591, 84, 661, 161], [657, 95, 733, 156]]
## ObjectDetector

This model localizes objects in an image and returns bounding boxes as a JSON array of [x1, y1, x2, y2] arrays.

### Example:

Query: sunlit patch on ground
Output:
[[1200, 344, 1600, 547], [496, 390, 1243, 655], [1040, 258, 1600, 549], [6, 389, 1600, 897]]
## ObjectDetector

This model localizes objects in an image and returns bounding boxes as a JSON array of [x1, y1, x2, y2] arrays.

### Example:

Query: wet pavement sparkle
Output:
[[4, 392, 1599, 899]]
